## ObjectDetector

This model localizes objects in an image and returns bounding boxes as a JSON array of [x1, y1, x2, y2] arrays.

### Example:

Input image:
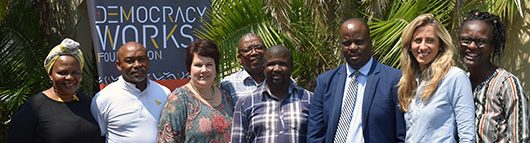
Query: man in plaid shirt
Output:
[[221, 33, 266, 104], [231, 45, 313, 143]]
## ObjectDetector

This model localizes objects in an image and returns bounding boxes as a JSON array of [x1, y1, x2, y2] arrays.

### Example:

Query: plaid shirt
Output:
[[221, 70, 264, 105], [231, 81, 312, 143], [473, 68, 529, 143]]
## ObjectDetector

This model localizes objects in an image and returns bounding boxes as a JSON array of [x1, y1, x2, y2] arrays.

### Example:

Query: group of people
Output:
[[6, 11, 529, 143]]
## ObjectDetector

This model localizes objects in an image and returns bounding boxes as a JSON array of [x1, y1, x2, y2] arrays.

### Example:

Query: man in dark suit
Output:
[[307, 18, 405, 143]]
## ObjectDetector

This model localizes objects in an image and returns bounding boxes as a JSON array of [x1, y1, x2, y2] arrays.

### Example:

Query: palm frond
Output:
[[363, 0, 391, 19], [198, 0, 524, 90], [455, 0, 524, 30], [196, 0, 285, 78], [0, 31, 48, 127], [265, 0, 291, 31], [370, 0, 454, 68], [0, 0, 99, 129], [487, 0, 524, 25]]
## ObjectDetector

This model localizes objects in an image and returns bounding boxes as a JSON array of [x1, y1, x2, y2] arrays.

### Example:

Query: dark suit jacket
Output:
[[307, 60, 405, 143]]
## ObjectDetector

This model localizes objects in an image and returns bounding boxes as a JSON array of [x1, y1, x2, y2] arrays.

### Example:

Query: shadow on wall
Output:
[[501, 3, 530, 94]]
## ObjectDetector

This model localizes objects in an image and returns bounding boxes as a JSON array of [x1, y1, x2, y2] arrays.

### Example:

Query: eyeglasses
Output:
[[460, 38, 489, 48], [239, 44, 265, 53]]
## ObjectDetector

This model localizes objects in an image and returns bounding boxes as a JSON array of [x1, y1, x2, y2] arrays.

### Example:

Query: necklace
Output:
[[50, 88, 79, 102], [55, 94, 79, 102], [190, 83, 215, 100]]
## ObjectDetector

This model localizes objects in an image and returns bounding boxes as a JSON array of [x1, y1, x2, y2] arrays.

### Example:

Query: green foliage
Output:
[[0, 0, 524, 140], [198, 0, 524, 91], [0, 0, 6, 21], [487, 0, 525, 24], [198, 0, 363, 89], [0, 0, 49, 117], [280, 0, 352, 89], [196, 0, 287, 78], [370, 0, 454, 68], [0, 0, 49, 140], [0, 0, 99, 140]]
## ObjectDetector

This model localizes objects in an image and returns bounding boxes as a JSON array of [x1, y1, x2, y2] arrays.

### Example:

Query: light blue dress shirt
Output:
[[404, 67, 475, 143], [343, 57, 373, 143]]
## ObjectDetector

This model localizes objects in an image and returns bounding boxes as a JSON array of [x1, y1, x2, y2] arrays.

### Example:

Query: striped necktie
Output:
[[334, 71, 360, 143]]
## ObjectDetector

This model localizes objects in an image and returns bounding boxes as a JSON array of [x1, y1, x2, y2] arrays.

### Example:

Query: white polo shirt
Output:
[[91, 76, 170, 143]]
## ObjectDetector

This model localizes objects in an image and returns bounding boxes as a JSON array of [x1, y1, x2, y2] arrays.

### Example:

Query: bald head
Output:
[[263, 45, 292, 87], [118, 42, 147, 58], [340, 18, 370, 36], [116, 42, 150, 89], [339, 18, 373, 69], [264, 45, 292, 64]]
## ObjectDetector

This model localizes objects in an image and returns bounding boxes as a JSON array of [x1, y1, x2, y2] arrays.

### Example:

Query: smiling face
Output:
[[237, 36, 265, 75], [410, 25, 441, 71], [459, 20, 494, 68], [117, 43, 150, 85], [339, 19, 372, 69], [49, 55, 82, 96], [189, 53, 217, 88], [263, 50, 292, 86]]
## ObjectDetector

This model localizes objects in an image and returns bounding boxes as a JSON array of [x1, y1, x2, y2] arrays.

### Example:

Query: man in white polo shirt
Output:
[[91, 42, 170, 143]]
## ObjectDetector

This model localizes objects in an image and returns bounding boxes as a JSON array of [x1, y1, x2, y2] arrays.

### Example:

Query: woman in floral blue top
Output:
[[157, 39, 233, 143]]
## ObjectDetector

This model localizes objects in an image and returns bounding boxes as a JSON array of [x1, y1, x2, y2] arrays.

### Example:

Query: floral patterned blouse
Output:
[[157, 86, 234, 143]]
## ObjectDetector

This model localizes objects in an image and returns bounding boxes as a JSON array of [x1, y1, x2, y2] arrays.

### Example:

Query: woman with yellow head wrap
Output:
[[44, 38, 85, 74], [8, 38, 100, 143]]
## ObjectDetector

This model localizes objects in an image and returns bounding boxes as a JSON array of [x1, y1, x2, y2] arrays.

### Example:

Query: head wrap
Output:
[[43, 38, 85, 74]]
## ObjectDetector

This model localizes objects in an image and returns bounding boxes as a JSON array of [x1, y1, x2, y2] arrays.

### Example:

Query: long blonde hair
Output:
[[397, 14, 456, 112]]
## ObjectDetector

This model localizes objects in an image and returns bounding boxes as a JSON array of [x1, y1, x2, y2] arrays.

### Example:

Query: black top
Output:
[[7, 92, 100, 143]]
